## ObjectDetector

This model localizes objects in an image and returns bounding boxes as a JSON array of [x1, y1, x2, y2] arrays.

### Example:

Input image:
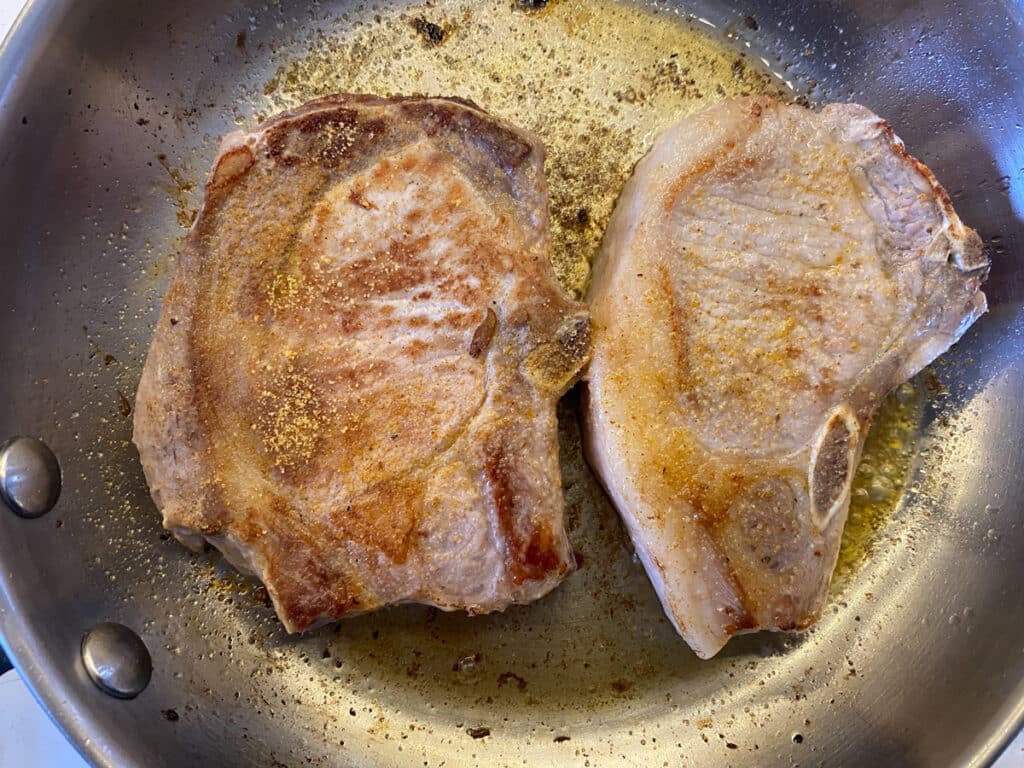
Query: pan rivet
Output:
[[0, 437, 61, 518], [81, 623, 152, 699]]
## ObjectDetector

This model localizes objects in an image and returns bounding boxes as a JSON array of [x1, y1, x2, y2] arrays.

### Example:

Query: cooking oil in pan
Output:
[[834, 380, 923, 590]]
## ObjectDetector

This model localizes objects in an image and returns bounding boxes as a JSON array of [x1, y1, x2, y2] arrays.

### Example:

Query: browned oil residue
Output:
[[610, 678, 634, 694], [158, 154, 197, 228], [117, 390, 132, 418], [497, 671, 528, 690]]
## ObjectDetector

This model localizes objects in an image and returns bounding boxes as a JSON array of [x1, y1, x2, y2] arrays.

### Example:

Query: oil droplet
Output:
[[833, 380, 923, 588]]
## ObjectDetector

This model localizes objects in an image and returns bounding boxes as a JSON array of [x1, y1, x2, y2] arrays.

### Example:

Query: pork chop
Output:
[[133, 94, 591, 632], [583, 96, 988, 658]]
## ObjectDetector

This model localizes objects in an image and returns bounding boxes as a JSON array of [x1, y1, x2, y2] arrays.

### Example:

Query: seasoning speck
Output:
[[411, 17, 447, 45], [496, 671, 527, 690]]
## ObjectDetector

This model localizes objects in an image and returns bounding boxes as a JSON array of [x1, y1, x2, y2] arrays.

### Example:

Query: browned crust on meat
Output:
[[207, 145, 255, 200], [469, 308, 498, 358], [134, 94, 588, 632], [484, 443, 569, 586]]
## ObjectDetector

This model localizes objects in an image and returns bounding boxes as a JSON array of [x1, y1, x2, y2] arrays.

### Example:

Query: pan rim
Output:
[[0, 1, 1021, 766]]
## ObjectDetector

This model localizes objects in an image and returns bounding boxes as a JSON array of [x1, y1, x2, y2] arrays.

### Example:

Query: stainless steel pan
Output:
[[1, 0, 1022, 766]]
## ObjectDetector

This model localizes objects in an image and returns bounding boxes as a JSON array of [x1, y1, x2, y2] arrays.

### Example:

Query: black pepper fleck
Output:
[[411, 17, 447, 46]]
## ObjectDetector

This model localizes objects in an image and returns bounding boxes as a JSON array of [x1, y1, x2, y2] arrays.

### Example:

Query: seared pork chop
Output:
[[133, 95, 590, 632], [584, 96, 987, 658]]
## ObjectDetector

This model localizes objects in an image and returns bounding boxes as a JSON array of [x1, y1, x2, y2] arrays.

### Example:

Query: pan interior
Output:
[[0, 0, 1020, 767]]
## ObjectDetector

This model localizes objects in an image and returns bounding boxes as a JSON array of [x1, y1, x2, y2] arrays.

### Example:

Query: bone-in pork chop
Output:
[[133, 95, 590, 632], [583, 96, 987, 658]]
